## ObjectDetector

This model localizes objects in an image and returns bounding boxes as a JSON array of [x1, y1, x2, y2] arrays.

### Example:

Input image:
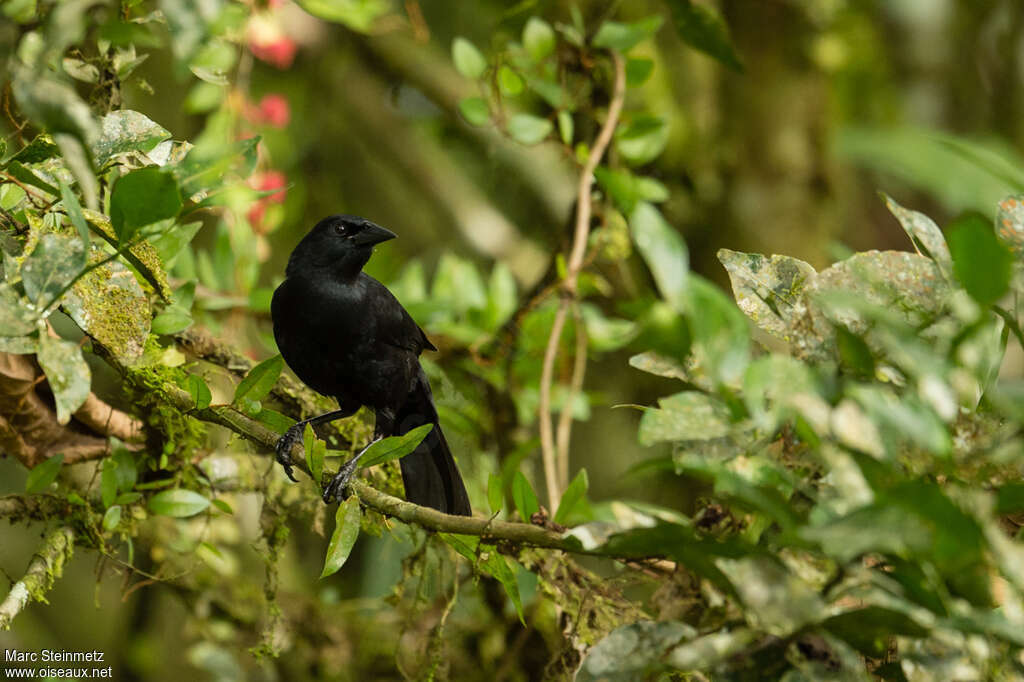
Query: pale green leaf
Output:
[[321, 496, 361, 578], [148, 488, 211, 517], [37, 334, 90, 424]]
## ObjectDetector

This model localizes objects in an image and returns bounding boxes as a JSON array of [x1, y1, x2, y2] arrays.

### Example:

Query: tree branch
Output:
[[0, 495, 69, 521], [539, 51, 626, 509], [92, 350, 667, 559], [0, 526, 74, 630]]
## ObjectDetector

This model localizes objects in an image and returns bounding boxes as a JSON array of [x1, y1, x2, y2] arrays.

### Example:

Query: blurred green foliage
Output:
[[2, 0, 1024, 680]]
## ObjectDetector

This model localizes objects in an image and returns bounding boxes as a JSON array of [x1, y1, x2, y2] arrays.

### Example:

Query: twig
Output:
[[556, 302, 588, 490], [0, 495, 69, 521], [0, 526, 74, 630], [538, 51, 625, 510], [91, 352, 677, 560]]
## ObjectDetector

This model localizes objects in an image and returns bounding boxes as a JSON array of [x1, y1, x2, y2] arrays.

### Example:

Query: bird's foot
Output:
[[322, 437, 382, 504], [274, 424, 304, 483]]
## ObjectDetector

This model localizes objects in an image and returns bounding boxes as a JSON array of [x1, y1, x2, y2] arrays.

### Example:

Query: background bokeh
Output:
[[3, 0, 1024, 679]]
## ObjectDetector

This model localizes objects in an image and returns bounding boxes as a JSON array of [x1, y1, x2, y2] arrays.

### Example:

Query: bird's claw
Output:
[[322, 457, 360, 503], [322, 436, 381, 504], [275, 425, 303, 483]]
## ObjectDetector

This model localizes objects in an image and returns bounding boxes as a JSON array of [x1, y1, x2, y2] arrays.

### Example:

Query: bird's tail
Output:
[[390, 367, 471, 516]]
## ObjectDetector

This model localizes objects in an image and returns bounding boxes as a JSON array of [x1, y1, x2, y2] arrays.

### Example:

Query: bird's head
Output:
[[286, 214, 396, 279]]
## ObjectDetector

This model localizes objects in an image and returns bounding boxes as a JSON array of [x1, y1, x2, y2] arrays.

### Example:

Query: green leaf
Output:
[[305, 424, 326, 488], [25, 453, 64, 493], [0, 283, 37, 337], [522, 17, 555, 61], [440, 533, 524, 624], [485, 262, 517, 331], [174, 137, 259, 199], [321, 496, 361, 578], [557, 110, 573, 145], [102, 505, 122, 531], [3, 0, 36, 25], [10, 70, 99, 149], [233, 355, 283, 404], [639, 391, 731, 446], [452, 37, 487, 79], [148, 488, 211, 517], [112, 447, 138, 492], [101, 458, 119, 508], [666, 0, 743, 72], [578, 621, 696, 682], [592, 16, 664, 52], [60, 251, 151, 366], [625, 57, 654, 86], [629, 202, 688, 310], [837, 127, 1023, 219], [211, 499, 233, 514], [947, 212, 1012, 307], [717, 249, 817, 340], [114, 492, 142, 505], [110, 167, 182, 243], [359, 424, 433, 468], [92, 110, 171, 167], [881, 193, 953, 282], [292, 0, 389, 32], [684, 275, 750, 386], [497, 66, 524, 96], [457, 97, 490, 127], [255, 408, 292, 434], [21, 232, 86, 305], [180, 374, 212, 410], [580, 303, 637, 351], [629, 351, 688, 381], [151, 308, 193, 335], [616, 116, 668, 166], [5, 160, 59, 195], [55, 132, 99, 210], [184, 81, 225, 114], [554, 469, 588, 524], [149, 221, 202, 265], [507, 113, 553, 146], [37, 334, 90, 425], [524, 76, 567, 109], [716, 556, 825, 636], [9, 134, 59, 164], [512, 471, 539, 521], [823, 606, 931, 657], [487, 473, 503, 515], [58, 178, 90, 245], [432, 252, 487, 311]]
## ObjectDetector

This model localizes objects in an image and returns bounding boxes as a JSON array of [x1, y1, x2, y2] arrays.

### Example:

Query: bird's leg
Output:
[[275, 409, 354, 482], [322, 436, 382, 503]]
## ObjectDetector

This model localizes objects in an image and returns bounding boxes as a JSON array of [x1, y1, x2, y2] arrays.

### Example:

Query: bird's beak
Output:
[[353, 222, 397, 246]]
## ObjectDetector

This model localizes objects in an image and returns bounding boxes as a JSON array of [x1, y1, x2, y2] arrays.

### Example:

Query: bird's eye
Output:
[[333, 223, 348, 236]]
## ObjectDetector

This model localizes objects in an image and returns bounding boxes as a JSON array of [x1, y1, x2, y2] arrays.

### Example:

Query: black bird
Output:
[[271, 215, 472, 516]]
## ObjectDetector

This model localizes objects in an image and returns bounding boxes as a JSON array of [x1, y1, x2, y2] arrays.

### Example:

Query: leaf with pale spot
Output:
[[37, 334, 90, 424]]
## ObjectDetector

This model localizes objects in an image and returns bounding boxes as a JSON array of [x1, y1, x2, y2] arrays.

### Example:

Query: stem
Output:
[[538, 51, 626, 510], [556, 302, 588, 490], [0, 526, 74, 630], [993, 305, 1024, 350], [93, 346, 679, 559]]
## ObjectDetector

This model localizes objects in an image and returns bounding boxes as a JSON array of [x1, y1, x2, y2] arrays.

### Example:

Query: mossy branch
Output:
[[0, 526, 74, 630], [135, 377, 599, 554]]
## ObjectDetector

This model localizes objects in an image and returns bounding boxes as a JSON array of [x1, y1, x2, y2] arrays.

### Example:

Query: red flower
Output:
[[247, 171, 288, 229], [249, 38, 296, 69], [257, 94, 290, 128], [247, 15, 296, 69]]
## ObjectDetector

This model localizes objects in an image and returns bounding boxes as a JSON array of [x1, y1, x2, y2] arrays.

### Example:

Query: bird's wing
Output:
[[362, 274, 436, 354]]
